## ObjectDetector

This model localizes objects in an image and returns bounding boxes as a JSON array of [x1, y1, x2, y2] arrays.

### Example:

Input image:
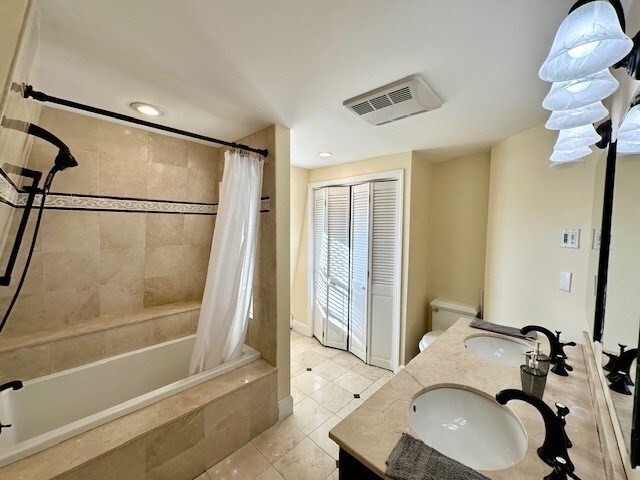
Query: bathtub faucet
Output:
[[0, 380, 23, 393]]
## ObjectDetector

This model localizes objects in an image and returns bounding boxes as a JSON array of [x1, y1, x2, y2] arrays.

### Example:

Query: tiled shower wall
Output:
[[0, 107, 222, 336]]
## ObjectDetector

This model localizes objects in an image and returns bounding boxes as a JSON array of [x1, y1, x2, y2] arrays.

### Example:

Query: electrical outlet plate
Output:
[[560, 272, 572, 292], [561, 229, 580, 249]]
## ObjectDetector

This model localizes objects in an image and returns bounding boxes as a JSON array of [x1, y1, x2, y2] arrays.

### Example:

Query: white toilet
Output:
[[419, 297, 480, 351]]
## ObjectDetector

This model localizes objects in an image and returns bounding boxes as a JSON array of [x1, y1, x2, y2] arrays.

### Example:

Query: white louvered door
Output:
[[325, 186, 351, 350], [368, 180, 398, 370], [348, 183, 370, 362], [312, 188, 327, 342]]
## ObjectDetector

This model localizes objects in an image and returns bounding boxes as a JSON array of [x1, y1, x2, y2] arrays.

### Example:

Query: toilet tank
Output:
[[430, 297, 479, 332]]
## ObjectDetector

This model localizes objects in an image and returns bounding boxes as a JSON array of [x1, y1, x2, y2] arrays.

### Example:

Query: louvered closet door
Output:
[[312, 188, 328, 342], [348, 183, 370, 362], [325, 186, 351, 350], [369, 180, 398, 370]]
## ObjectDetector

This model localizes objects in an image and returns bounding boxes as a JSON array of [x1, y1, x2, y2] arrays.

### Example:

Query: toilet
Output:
[[419, 297, 480, 351]]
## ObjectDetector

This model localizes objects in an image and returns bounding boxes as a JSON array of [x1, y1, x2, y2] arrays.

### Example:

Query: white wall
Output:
[[290, 166, 309, 296], [485, 123, 599, 342]]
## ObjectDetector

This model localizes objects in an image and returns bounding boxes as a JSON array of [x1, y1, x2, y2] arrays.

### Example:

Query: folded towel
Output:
[[386, 433, 490, 480], [470, 318, 537, 341]]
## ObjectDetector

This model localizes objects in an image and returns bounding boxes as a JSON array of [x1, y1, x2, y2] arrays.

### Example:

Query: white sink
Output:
[[464, 335, 531, 367], [409, 387, 527, 471]]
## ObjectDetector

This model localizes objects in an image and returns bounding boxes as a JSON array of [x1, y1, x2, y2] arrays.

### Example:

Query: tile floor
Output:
[[196, 329, 394, 480]]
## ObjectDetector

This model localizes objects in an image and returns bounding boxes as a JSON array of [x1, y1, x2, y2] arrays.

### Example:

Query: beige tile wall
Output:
[[0, 304, 200, 383], [0, 107, 221, 336]]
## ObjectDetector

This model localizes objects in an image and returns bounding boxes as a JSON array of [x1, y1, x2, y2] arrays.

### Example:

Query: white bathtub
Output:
[[0, 335, 260, 468]]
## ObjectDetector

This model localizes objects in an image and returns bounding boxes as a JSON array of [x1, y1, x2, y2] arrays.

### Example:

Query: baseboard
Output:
[[279, 395, 293, 420], [292, 319, 312, 337]]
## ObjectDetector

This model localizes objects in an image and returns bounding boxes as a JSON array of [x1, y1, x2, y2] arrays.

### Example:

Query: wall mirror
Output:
[[589, 145, 640, 467]]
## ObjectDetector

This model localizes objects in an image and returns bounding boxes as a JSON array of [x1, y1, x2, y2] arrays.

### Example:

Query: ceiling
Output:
[[36, 0, 572, 168]]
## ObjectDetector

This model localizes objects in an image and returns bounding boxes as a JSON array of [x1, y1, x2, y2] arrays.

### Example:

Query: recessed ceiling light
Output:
[[130, 102, 164, 116], [318, 152, 333, 157]]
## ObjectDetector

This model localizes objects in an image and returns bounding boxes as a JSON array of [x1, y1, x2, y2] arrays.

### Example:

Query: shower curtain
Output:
[[189, 149, 264, 375]]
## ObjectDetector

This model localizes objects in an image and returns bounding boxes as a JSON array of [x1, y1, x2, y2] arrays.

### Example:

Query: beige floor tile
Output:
[[295, 336, 321, 349], [331, 351, 364, 369], [194, 473, 210, 480], [207, 444, 270, 480], [251, 420, 306, 463], [312, 359, 348, 382], [290, 358, 306, 378], [290, 341, 309, 357], [291, 371, 329, 396], [325, 470, 338, 480], [350, 363, 388, 381], [285, 397, 332, 434], [310, 384, 353, 414], [336, 398, 363, 419], [290, 385, 307, 406], [255, 466, 285, 480], [361, 380, 384, 400], [291, 349, 327, 369], [273, 438, 336, 480], [332, 370, 373, 395], [290, 330, 305, 342], [307, 416, 342, 460], [309, 344, 341, 358]]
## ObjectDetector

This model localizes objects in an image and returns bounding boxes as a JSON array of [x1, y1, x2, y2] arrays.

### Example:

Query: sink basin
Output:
[[464, 335, 531, 367], [409, 387, 527, 470]]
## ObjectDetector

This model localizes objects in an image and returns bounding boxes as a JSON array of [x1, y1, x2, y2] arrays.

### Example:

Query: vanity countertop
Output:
[[329, 319, 609, 479]]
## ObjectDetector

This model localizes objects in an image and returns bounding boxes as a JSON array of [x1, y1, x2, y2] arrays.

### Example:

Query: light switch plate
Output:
[[561, 229, 580, 249], [560, 271, 572, 292], [592, 229, 601, 249]]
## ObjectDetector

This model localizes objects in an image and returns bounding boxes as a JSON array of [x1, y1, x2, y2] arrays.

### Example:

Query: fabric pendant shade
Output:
[[550, 146, 593, 163], [543, 68, 619, 110], [539, 1, 633, 82], [545, 101, 608, 130], [554, 124, 601, 150], [618, 104, 640, 136], [617, 106, 640, 153], [617, 140, 640, 154]]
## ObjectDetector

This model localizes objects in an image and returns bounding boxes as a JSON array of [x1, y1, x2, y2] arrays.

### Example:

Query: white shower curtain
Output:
[[189, 149, 264, 375]]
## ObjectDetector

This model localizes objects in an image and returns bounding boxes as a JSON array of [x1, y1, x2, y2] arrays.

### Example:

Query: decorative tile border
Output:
[[0, 173, 18, 207], [0, 180, 270, 215]]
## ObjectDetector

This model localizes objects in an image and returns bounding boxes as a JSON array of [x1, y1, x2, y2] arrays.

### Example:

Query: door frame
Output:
[[306, 169, 404, 372]]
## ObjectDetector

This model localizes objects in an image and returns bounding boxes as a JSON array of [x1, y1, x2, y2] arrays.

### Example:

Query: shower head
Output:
[[1, 117, 78, 171]]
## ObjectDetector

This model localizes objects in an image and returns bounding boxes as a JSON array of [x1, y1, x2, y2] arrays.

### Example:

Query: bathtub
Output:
[[0, 335, 260, 468]]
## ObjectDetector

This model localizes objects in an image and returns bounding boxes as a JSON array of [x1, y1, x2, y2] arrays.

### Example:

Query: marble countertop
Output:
[[329, 319, 607, 479]]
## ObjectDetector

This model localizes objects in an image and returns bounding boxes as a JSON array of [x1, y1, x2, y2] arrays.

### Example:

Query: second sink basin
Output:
[[464, 334, 531, 368], [409, 387, 527, 471]]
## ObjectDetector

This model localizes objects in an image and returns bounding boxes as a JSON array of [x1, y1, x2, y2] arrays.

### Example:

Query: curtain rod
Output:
[[22, 85, 268, 157]]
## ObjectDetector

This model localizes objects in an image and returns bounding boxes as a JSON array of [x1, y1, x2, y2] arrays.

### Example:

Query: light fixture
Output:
[[318, 152, 333, 157], [554, 124, 601, 150], [130, 102, 164, 116], [539, 1, 632, 82], [542, 68, 619, 110], [545, 101, 608, 130], [616, 104, 640, 151], [550, 146, 593, 163]]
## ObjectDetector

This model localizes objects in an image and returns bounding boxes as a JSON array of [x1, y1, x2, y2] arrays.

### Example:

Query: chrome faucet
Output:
[[496, 389, 579, 479]]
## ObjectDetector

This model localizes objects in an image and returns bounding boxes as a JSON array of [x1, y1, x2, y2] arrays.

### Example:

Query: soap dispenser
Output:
[[521, 341, 551, 399]]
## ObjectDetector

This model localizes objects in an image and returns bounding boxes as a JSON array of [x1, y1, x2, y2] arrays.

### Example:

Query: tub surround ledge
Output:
[[0, 359, 278, 480], [329, 319, 614, 479]]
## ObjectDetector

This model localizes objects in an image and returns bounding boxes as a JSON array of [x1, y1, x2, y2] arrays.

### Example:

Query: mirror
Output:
[[590, 149, 640, 465]]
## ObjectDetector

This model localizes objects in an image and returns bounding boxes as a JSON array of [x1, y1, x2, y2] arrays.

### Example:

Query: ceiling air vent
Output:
[[343, 75, 442, 125]]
